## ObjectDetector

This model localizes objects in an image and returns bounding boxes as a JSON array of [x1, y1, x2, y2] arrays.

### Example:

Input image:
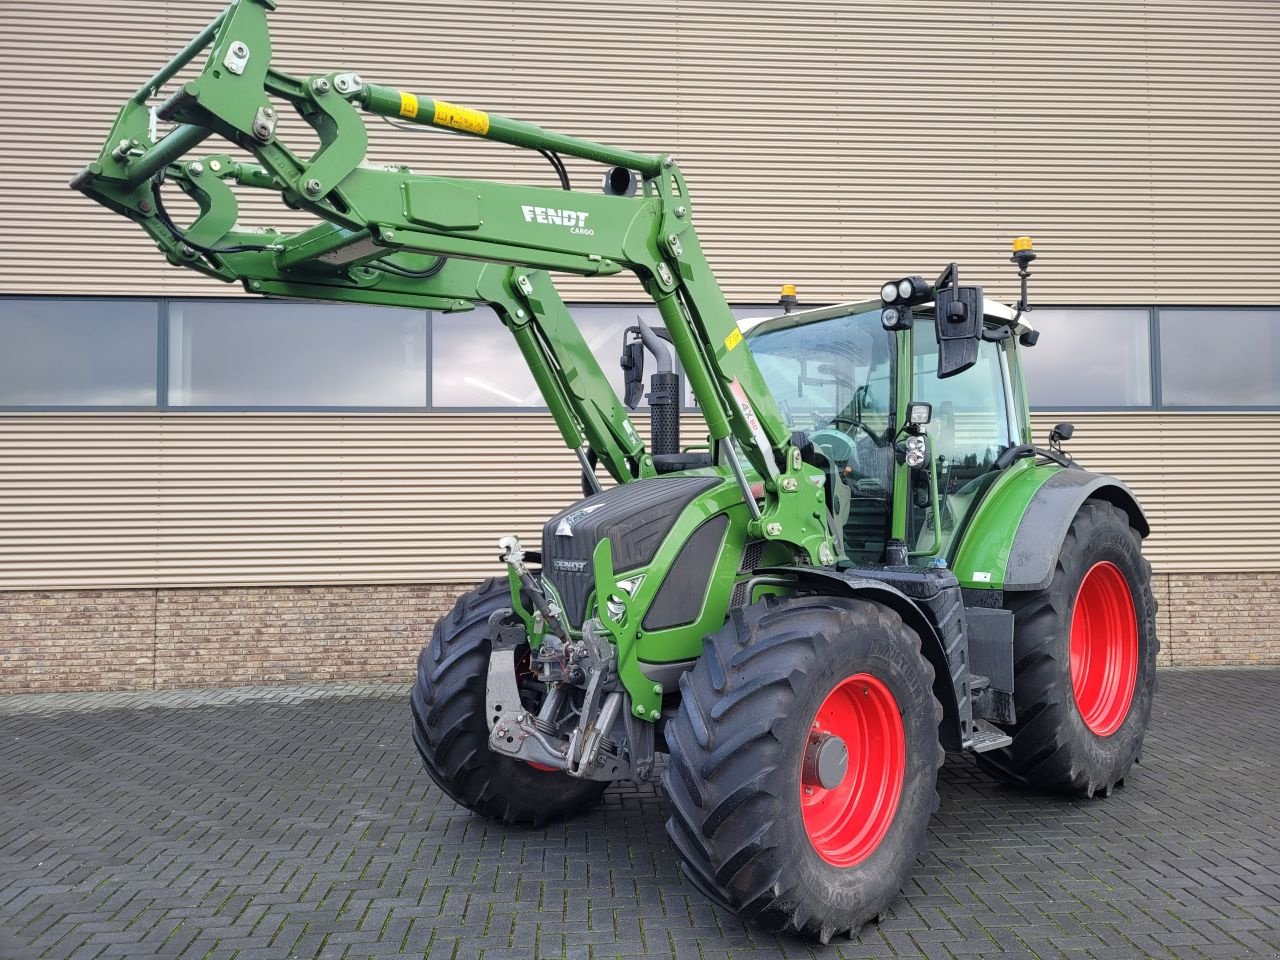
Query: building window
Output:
[[1019, 309, 1153, 407], [167, 301, 427, 407], [1158, 309, 1280, 407], [431, 305, 666, 408], [0, 299, 158, 406]]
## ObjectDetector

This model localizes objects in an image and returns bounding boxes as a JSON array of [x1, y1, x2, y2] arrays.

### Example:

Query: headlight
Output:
[[606, 594, 627, 620], [605, 576, 643, 621], [881, 306, 901, 329], [904, 435, 927, 469], [880, 282, 899, 303], [898, 278, 914, 300]]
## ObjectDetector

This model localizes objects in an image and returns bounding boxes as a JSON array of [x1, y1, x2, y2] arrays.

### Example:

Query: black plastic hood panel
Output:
[[540, 475, 722, 628]]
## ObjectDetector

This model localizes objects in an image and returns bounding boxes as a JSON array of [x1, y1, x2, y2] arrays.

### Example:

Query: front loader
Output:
[[74, 0, 1159, 942]]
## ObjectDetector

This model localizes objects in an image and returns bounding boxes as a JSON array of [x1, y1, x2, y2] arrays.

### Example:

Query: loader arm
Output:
[[80, 145, 652, 484], [71, 0, 836, 564]]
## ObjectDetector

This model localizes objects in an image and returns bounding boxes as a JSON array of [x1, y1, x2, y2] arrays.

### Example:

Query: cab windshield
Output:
[[747, 308, 893, 436], [748, 308, 894, 563]]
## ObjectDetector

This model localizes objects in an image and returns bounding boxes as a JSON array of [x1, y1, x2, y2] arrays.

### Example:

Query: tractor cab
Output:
[[746, 283, 1040, 567]]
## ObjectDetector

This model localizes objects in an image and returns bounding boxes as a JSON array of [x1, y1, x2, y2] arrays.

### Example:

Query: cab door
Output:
[[907, 324, 1021, 558]]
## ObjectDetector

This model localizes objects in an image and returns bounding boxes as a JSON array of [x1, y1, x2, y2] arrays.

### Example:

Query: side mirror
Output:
[[1049, 422, 1074, 457], [620, 339, 645, 409], [934, 284, 984, 378]]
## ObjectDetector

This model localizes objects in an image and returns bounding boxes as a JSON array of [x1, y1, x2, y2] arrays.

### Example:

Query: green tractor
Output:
[[74, 0, 1158, 942]]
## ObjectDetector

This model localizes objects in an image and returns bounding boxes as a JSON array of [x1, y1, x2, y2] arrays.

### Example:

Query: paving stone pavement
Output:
[[1, 668, 1277, 960]]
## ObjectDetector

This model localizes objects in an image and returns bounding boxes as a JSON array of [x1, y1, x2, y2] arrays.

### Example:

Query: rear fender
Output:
[[1004, 469, 1149, 592], [951, 462, 1148, 592]]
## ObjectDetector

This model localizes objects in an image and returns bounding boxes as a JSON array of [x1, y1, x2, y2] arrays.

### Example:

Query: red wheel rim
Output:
[[1069, 561, 1139, 737], [800, 673, 906, 867]]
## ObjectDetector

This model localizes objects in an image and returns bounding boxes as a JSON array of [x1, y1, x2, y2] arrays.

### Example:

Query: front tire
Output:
[[662, 595, 943, 943], [976, 500, 1158, 797], [410, 578, 607, 825]]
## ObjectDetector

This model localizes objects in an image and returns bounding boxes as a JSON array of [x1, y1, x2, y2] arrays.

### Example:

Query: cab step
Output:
[[967, 718, 1013, 753]]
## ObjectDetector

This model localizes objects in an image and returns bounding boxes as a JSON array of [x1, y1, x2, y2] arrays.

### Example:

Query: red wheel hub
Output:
[[1069, 561, 1139, 737], [800, 673, 906, 867]]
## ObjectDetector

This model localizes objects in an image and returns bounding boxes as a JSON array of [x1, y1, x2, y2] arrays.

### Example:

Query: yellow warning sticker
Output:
[[398, 91, 419, 119], [724, 328, 743, 352], [433, 99, 491, 136]]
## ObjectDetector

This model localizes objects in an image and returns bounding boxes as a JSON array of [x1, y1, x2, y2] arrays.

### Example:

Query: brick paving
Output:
[[1, 668, 1277, 960]]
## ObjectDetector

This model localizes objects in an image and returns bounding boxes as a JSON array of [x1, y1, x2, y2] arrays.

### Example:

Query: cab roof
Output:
[[742, 297, 1030, 339]]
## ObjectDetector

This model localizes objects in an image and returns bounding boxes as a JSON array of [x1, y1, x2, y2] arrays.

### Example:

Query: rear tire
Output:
[[662, 595, 943, 944], [976, 500, 1158, 797], [410, 578, 608, 825]]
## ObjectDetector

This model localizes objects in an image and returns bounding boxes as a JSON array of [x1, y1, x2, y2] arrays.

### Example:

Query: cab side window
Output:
[[910, 330, 1014, 555]]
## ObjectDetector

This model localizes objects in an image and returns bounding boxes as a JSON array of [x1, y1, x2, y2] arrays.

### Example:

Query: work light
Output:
[[880, 275, 930, 314], [881, 306, 910, 331]]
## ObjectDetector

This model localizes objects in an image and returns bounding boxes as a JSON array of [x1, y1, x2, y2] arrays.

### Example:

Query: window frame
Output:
[[0, 295, 164, 411], [1154, 305, 1280, 411], [1, 295, 1278, 413], [165, 296, 432, 412], [1019, 304, 1158, 412]]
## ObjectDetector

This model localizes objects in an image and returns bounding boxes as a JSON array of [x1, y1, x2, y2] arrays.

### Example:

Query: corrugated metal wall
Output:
[[0, 2, 1277, 593], [0, 1, 1277, 304], [0, 411, 1275, 590]]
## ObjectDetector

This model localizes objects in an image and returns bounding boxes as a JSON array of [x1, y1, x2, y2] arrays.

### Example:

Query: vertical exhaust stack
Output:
[[638, 320, 680, 456], [622, 320, 681, 457]]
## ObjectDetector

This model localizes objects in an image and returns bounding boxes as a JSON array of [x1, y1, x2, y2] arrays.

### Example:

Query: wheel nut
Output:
[[802, 732, 848, 790]]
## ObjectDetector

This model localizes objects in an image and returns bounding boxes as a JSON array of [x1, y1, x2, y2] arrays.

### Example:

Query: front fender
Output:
[[760, 565, 969, 751]]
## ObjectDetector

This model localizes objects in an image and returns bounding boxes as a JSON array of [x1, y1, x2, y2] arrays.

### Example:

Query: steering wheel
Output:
[[823, 415, 882, 446], [807, 428, 857, 465]]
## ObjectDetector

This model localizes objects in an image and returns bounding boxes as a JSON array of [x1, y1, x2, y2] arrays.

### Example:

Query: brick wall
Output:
[[1161, 572, 1280, 665], [1, 590, 156, 692], [1, 574, 1276, 694], [1, 584, 469, 694]]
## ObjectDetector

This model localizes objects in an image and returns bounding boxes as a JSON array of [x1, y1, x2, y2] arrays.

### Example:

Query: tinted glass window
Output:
[[749, 308, 896, 563], [748, 308, 894, 437], [1159, 309, 1280, 407], [0, 299, 158, 406], [1020, 309, 1152, 407], [168, 301, 427, 407], [431, 305, 660, 407]]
